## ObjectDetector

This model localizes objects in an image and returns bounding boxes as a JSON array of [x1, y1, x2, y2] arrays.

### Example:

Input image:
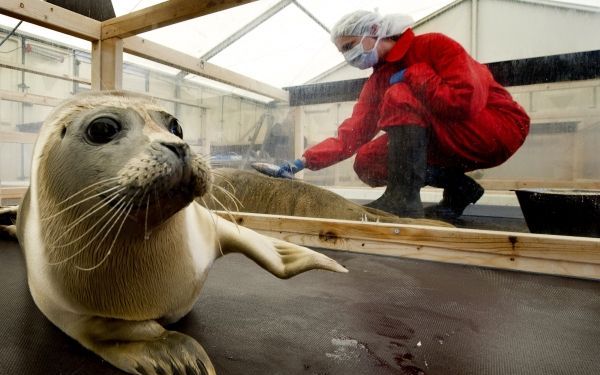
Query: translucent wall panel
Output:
[[119, 54, 288, 171], [290, 79, 600, 190], [0, 25, 87, 198], [482, 82, 600, 185], [23, 40, 75, 97]]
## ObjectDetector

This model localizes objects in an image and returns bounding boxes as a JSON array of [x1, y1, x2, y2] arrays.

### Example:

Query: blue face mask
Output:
[[343, 35, 380, 70]]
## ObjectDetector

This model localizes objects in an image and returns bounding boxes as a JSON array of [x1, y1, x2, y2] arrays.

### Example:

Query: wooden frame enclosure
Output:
[[0, 0, 287, 99], [1, 0, 599, 280]]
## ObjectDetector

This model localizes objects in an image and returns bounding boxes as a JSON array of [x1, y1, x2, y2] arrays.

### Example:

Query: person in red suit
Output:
[[276, 10, 530, 219]]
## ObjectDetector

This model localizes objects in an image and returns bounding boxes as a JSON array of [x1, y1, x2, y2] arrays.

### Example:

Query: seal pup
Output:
[[206, 168, 454, 228], [16, 90, 347, 375]]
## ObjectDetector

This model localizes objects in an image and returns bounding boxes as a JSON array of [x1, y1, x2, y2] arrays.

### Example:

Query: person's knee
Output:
[[379, 84, 428, 129], [354, 154, 387, 187], [382, 84, 420, 109]]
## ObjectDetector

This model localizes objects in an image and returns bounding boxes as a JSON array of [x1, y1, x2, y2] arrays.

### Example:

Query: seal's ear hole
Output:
[[86, 117, 122, 144], [60, 127, 66, 139]]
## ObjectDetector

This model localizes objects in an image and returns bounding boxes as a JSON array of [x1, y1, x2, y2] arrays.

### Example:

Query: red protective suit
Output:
[[303, 29, 530, 187]]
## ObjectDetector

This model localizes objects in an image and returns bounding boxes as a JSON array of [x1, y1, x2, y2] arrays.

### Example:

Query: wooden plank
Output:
[[258, 228, 600, 280], [91, 37, 123, 90], [0, 186, 26, 205], [0, 130, 37, 144], [101, 0, 256, 39], [0, 61, 91, 85], [215, 211, 600, 279], [0, 0, 100, 41], [123, 36, 289, 102], [0, 186, 27, 199], [479, 179, 600, 191], [0, 89, 62, 106]]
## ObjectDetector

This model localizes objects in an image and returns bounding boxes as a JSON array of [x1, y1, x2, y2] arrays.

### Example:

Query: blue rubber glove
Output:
[[278, 158, 305, 179], [389, 68, 406, 85]]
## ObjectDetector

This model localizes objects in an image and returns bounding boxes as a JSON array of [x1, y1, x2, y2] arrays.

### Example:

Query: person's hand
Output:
[[389, 68, 406, 85], [277, 158, 305, 179]]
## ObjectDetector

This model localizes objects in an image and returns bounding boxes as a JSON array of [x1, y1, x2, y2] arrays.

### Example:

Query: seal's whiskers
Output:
[[52, 176, 120, 206], [48, 195, 129, 265], [144, 194, 150, 240], [213, 185, 242, 211], [153, 187, 163, 224], [42, 185, 125, 221], [211, 171, 237, 194], [49, 192, 125, 248], [200, 197, 224, 256], [75, 192, 138, 271], [207, 193, 238, 226]]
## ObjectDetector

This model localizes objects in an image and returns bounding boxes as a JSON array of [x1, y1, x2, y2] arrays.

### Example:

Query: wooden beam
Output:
[[123, 36, 289, 102], [0, 89, 62, 106], [0, 131, 37, 144], [101, 0, 256, 40], [0, 61, 91, 85], [216, 211, 600, 280], [91, 37, 123, 90], [479, 179, 600, 191], [0, 186, 27, 200], [0, 0, 100, 41]]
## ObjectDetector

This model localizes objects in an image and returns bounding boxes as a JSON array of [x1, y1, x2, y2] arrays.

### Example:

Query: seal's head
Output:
[[33, 90, 211, 230]]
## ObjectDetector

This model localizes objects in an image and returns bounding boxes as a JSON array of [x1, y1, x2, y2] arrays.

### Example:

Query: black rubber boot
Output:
[[365, 125, 427, 218], [424, 167, 484, 220]]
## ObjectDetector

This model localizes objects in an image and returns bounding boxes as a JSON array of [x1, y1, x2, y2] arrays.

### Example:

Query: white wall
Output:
[[477, 0, 600, 62], [413, 0, 600, 62]]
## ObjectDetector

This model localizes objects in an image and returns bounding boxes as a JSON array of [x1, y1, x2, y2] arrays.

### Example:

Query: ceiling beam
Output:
[[291, 0, 329, 34], [0, 0, 101, 41], [123, 36, 289, 102], [201, 0, 292, 61], [101, 0, 256, 40]]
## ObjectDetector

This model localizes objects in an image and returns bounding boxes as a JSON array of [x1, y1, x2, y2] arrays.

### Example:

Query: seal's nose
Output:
[[162, 142, 187, 160]]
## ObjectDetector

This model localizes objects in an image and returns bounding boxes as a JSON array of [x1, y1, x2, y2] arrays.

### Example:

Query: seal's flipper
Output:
[[0, 206, 18, 240], [216, 215, 347, 278], [28, 285, 216, 375], [0, 205, 17, 224], [60, 315, 215, 375], [92, 329, 215, 375], [0, 224, 17, 241]]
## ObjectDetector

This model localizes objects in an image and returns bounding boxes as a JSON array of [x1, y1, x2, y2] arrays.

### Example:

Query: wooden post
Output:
[[91, 37, 123, 90]]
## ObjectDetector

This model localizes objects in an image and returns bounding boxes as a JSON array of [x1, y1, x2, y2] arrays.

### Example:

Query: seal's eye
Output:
[[168, 118, 183, 139], [86, 117, 121, 144]]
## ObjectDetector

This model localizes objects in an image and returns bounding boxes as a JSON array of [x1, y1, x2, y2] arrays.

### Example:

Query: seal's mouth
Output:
[[101, 175, 197, 206], [95, 182, 197, 229], [95, 150, 211, 224]]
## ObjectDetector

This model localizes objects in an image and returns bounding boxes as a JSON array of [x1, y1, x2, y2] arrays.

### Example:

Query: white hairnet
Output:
[[330, 10, 414, 41]]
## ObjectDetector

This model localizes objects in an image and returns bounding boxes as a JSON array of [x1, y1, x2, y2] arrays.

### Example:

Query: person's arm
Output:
[[403, 33, 490, 120], [302, 76, 383, 171]]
